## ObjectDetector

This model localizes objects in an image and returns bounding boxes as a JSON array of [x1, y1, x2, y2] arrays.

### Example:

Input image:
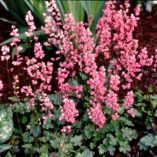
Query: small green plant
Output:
[[133, 86, 157, 155], [0, 106, 13, 153]]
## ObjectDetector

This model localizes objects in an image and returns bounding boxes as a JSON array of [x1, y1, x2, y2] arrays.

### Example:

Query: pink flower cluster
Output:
[[1, 45, 10, 61], [53, 13, 106, 128], [0, 80, 3, 97], [88, 101, 106, 129], [25, 11, 36, 37], [10, 25, 20, 46], [34, 42, 45, 59], [39, 92, 54, 124], [60, 98, 78, 123], [0, 11, 53, 124], [42, 0, 157, 129]]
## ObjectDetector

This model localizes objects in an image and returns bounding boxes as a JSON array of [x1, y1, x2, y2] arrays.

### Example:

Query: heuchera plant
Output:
[[1, 0, 157, 132]]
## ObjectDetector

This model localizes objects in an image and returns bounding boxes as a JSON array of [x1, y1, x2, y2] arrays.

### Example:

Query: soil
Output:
[[0, 6, 13, 103], [134, 10, 157, 54]]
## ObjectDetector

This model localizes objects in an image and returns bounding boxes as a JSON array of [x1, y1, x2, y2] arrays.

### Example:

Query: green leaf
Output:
[[90, 142, 96, 150], [21, 43, 31, 51], [22, 144, 34, 155], [60, 0, 85, 22], [119, 117, 134, 127], [119, 141, 131, 153], [29, 125, 41, 137], [81, 149, 93, 157], [121, 127, 137, 141], [155, 110, 157, 117], [118, 107, 125, 115], [22, 116, 27, 124], [84, 124, 95, 139], [11, 47, 16, 59], [102, 121, 119, 134], [98, 144, 106, 154], [90, 1, 105, 33], [148, 85, 153, 93], [154, 135, 157, 146], [50, 139, 60, 149], [68, 77, 79, 86], [150, 95, 157, 108], [56, 0, 66, 23], [11, 43, 31, 59], [0, 0, 9, 11], [79, 72, 88, 81], [0, 107, 13, 144], [48, 93, 62, 105], [70, 135, 82, 146], [22, 132, 33, 143], [0, 144, 11, 153], [3, 0, 26, 25], [139, 134, 155, 150], [39, 145, 49, 157], [5, 151, 12, 157], [11, 42, 31, 59], [8, 96, 20, 103], [107, 134, 117, 146], [16, 0, 28, 18]]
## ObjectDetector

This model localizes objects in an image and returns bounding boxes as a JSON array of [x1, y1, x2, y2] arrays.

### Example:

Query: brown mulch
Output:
[[0, 7, 12, 103], [134, 10, 157, 54]]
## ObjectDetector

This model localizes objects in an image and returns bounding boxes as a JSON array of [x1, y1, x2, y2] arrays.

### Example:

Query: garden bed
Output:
[[0, 1, 157, 157]]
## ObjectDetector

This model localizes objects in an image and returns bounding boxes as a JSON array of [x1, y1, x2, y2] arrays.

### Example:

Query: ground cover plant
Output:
[[0, 0, 157, 156]]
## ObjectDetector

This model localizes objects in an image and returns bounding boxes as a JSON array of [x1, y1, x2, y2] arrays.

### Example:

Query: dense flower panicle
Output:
[[123, 91, 134, 109], [110, 74, 120, 91], [34, 42, 45, 59], [25, 11, 36, 37], [60, 98, 79, 123], [55, 13, 107, 128], [25, 56, 53, 90], [39, 92, 54, 111], [39, 92, 53, 124], [87, 66, 106, 102], [42, 0, 63, 47], [96, 0, 143, 92], [121, 54, 141, 88], [1, 45, 10, 61], [138, 48, 153, 66], [10, 25, 20, 46], [106, 90, 119, 112], [88, 101, 106, 129], [21, 85, 35, 97]]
